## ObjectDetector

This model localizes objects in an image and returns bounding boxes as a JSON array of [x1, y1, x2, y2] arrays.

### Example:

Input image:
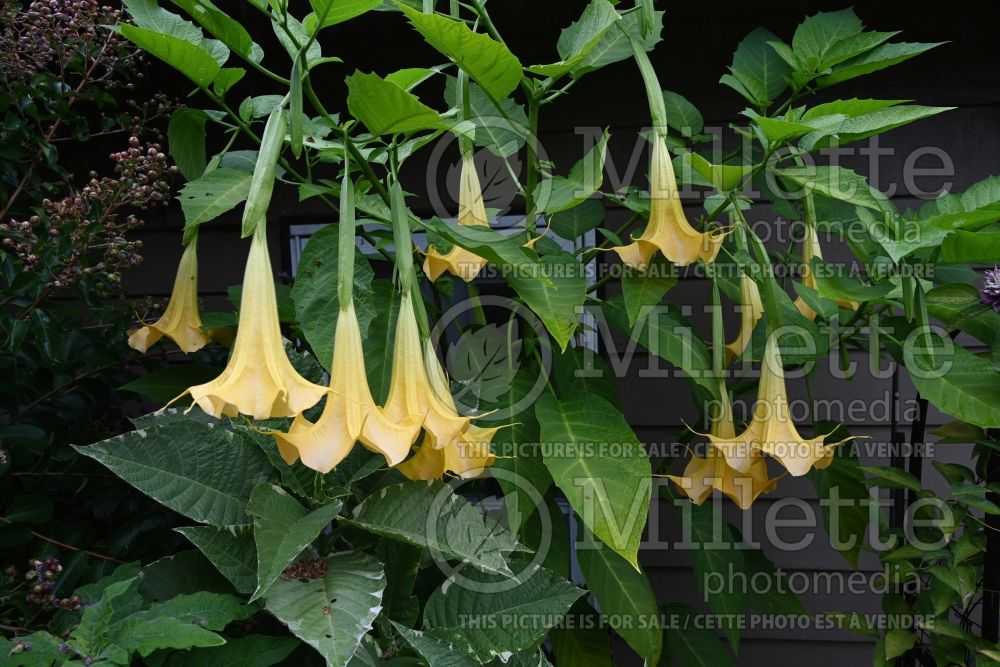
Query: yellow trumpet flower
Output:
[[270, 301, 421, 473], [669, 385, 779, 509], [128, 241, 211, 354], [396, 339, 498, 480], [383, 291, 470, 449], [710, 334, 846, 477], [423, 152, 490, 282], [613, 134, 727, 270], [184, 227, 326, 420], [794, 225, 860, 320], [724, 271, 763, 363]]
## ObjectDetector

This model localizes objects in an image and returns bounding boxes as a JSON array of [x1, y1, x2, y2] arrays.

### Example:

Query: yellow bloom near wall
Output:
[[423, 152, 490, 282], [185, 227, 326, 420], [613, 134, 727, 269], [710, 334, 847, 477], [128, 241, 210, 354], [270, 301, 420, 473], [382, 291, 469, 449], [794, 225, 860, 320]]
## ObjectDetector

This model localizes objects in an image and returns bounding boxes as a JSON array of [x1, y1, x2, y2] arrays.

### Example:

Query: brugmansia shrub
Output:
[[3, 1, 1000, 666]]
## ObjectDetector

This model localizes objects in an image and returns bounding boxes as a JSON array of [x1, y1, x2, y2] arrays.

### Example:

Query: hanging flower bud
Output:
[[612, 134, 727, 269], [724, 270, 763, 363], [128, 240, 211, 353], [794, 225, 859, 320], [423, 151, 490, 282]]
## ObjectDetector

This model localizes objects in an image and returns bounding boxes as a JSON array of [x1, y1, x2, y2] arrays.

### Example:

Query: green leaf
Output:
[[389, 622, 479, 667], [168, 108, 208, 180], [663, 90, 704, 137], [809, 259, 893, 303], [549, 199, 605, 239], [364, 279, 401, 403], [170, 0, 262, 63], [577, 533, 661, 664], [663, 603, 734, 667], [134, 591, 255, 631], [120, 24, 222, 87], [163, 634, 300, 667], [178, 168, 253, 243], [940, 230, 1000, 264], [741, 548, 807, 615], [776, 165, 887, 211], [346, 481, 515, 577], [444, 77, 527, 158], [138, 550, 235, 602], [573, 9, 662, 76], [808, 442, 869, 568], [884, 629, 917, 659], [801, 103, 953, 150], [550, 602, 613, 667], [396, 3, 522, 100], [248, 484, 342, 600], [309, 0, 380, 28], [0, 632, 65, 667], [817, 41, 944, 88], [176, 524, 257, 594], [906, 344, 1000, 429], [506, 249, 587, 351], [602, 296, 718, 400], [119, 364, 223, 403], [265, 551, 385, 667], [74, 422, 273, 525], [690, 504, 742, 651], [821, 30, 899, 68], [537, 390, 651, 567], [720, 28, 792, 108], [861, 466, 924, 493], [791, 8, 863, 72], [346, 70, 442, 135], [291, 224, 376, 371], [526, 0, 621, 79], [683, 152, 751, 192], [533, 129, 609, 213], [423, 564, 583, 661], [621, 256, 677, 325]]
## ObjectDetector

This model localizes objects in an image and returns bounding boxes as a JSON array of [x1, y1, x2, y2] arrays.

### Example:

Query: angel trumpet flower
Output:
[[612, 134, 727, 270], [724, 271, 763, 363], [271, 301, 421, 472], [397, 339, 498, 480], [184, 226, 327, 419], [423, 152, 490, 282], [668, 390, 779, 510], [794, 225, 859, 320], [383, 291, 470, 449], [709, 334, 847, 477], [128, 240, 211, 353]]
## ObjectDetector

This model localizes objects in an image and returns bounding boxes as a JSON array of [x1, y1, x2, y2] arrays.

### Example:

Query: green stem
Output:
[[628, 31, 667, 131], [523, 95, 540, 236], [338, 142, 356, 309]]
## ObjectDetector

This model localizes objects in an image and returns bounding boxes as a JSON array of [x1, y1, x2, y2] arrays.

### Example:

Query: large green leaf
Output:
[[175, 524, 257, 594], [74, 422, 273, 525], [290, 224, 376, 371], [817, 41, 943, 88], [906, 344, 1000, 429], [506, 249, 587, 351], [576, 532, 661, 664], [602, 296, 718, 400], [690, 504, 742, 651], [720, 28, 791, 108], [663, 90, 704, 137], [389, 622, 479, 667], [163, 634, 300, 667], [396, 3, 522, 100], [940, 230, 1000, 264], [170, 0, 262, 63], [791, 8, 863, 72], [550, 601, 613, 667], [573, 9, 662, 76], [346, 71, 442, 136], [0, 632, 65, 667], [363, 279, 401, 404], [621, 257, 677, 325], [549, 198, 605, 240], [248, 484, 342, 600], [119, 364, 223, 404], [776, 165, 887, 211], [532, 129, 609, 214], [168, 108, 208, 180], [178, 168, 253, 243], [663, 603, 734, 667], [801, 103, 953, 150], [536, 390, 651, 567], [444, 77, 527, 158], [422, 564, 583, 661], [526, 0, 621, 79], [265, 551, 385, 667], [346, 481, 515, 577], [120, 24, 221, 87], [808, 438, 870, 568], [309, 0, 381, 28]]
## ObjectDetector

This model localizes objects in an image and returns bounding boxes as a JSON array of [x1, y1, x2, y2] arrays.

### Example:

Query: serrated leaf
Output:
[[390, 622, 480, 667], [776, 165, 887, 210], [817, 41, 944, 88], [573, 9, 662, 76], [309, 0, 380, 28], [791, 8, 863, 72], [265, 551, 385, 667], [176, 524, 257, 594], [75, 422, 273, 525], [526, 0, 620, 79], [720, 28, 791, 108]]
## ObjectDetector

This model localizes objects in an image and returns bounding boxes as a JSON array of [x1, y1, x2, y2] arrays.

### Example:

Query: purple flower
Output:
[[984, 267, 1000, 313]]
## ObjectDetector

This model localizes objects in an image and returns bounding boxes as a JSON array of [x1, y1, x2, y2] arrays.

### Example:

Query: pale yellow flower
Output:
[[724, 271, 763, 363], [794, 225, 859, 320], [382, 292, 469, 449], [423, 152, 490, 282], [710, 334, 847, 477], [270, 302, 421, 473], [613, 134, 727, 269], [184, 228, 326, 419], [128, 241, 211, 353]]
